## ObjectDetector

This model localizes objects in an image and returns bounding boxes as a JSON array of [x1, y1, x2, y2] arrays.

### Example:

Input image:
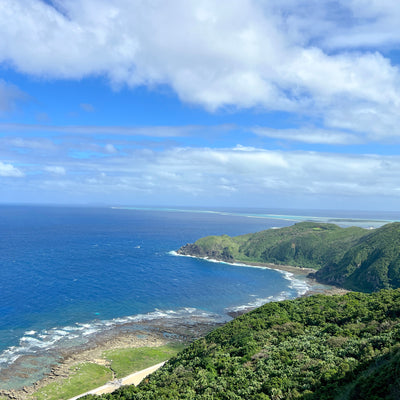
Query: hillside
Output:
[[178, 222, 400, 292], [83, 289, 400, 399], [177, 222, 367, 269], [315, 222, 400, 292]]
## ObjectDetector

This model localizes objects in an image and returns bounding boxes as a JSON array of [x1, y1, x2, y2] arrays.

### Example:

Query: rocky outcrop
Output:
[[177, 243, 235, 262]]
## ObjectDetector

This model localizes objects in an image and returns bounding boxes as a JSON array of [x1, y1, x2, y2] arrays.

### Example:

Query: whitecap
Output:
[[0, 306, 228, 371], [225, 290, 292, 314]]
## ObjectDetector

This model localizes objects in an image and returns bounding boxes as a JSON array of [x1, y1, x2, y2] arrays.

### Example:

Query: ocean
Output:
[[0, 205, 397, 390]]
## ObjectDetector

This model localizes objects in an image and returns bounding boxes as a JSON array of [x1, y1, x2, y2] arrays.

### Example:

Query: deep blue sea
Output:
[[0, 205, 397, 390]]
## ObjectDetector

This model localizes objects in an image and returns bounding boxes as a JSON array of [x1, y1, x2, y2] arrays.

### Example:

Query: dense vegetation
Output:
[[84, 289, 400, 399], [178, 222, 367, 269], [314, 222, 400, 292], [178, 222, 400, 292]]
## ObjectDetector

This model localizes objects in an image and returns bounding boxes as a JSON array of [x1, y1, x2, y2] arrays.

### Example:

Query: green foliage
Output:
[[179, 222, 400, 292], [316, 223, 400, 292], [92, 290, 400, 399], [179, 222, 366, 270]]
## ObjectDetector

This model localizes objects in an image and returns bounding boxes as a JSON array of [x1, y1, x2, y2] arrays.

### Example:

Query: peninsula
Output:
[[177, 221, 400, 293]]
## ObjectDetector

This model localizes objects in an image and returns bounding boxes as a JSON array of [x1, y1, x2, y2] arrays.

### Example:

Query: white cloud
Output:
[[1, 137, 58, 151], [323, 0, 400, 49], [253, 127, 361, 145], [0, 123, 222, 137], [104, 144, 117, 153], [1, 1, 400, 142], [0, 161, 24, 177], [5, 142, 400, 207], [34, 146, 400, 198], [44, 166, 66, 175]]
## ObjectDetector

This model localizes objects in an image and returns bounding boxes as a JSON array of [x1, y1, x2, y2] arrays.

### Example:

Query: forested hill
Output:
[[84, 289, 400, 399], [177, 221, 400, 292]]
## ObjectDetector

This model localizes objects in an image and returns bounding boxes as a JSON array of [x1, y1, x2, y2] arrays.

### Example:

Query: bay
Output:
[[0, 205, 396, 389]]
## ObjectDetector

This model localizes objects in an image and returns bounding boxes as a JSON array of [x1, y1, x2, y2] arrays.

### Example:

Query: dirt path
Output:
[[68, 361, 166, 399]]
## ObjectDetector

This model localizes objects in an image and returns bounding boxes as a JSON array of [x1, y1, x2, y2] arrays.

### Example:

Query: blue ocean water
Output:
[[0, 206, 397, 389]]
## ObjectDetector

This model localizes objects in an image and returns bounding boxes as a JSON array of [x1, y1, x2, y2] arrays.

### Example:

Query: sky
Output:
[[1, 0, 400, 210]]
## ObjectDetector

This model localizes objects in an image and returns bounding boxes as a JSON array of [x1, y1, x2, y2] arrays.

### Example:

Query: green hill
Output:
[[315, 222, 400, 292], [178, 222, 366, 269], [178, 222, 400, 292], [83, 289, 400, 399]]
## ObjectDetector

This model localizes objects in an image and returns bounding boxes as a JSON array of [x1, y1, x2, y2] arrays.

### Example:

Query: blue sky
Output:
[[1, 0, 400, 210]]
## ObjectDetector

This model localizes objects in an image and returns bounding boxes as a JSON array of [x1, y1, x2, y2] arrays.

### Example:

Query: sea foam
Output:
[[171, 252, 311, 312], [0, 307, 226, 372]]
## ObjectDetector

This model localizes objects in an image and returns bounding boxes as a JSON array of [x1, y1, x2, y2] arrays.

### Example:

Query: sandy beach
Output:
[[239, 261, 349, 296]]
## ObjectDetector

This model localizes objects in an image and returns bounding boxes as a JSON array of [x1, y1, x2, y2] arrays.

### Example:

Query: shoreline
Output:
[[176, 253, 349, 295], [233, 260, 349, 296], [0, 259, 348, 400], [0, 331, 171, 400], [0, 317, 224, 400]]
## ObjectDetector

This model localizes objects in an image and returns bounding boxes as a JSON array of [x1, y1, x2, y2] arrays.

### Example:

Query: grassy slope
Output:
[[103, 344, 186, 379], [30, 345, 184, 400], [31, 363, 112, 400], [85, 290, 400, 400]]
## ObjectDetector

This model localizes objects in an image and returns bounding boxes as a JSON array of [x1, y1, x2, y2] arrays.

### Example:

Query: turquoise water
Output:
[[0, 206, 396, 389]]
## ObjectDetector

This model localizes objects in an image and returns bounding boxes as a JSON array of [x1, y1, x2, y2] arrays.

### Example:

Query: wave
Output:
[[171, 252, 311, 312], [224, 290, 291, 314], [0, 307, 227, 371]]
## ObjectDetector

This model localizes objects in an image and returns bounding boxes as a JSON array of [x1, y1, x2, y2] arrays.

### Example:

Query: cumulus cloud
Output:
[[1, 1, 400, 142], [0, 161, 24, 177], [324, 0, 400, 49]]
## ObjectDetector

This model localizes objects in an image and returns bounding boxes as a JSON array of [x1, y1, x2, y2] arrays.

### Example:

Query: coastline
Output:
[[234, 260, 349, 296], [172, 251, 350, 312], [0, 317, 223, 400], [0, 332, 168, 400], [1, 258, 348, 400], [175, 252, 348, 294]]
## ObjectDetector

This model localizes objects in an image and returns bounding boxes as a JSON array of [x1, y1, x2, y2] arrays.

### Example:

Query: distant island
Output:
[[177, 221, 400, 293]]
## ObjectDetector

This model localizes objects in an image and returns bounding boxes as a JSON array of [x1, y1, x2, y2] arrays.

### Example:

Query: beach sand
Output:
[[241, 261, 349, 295]]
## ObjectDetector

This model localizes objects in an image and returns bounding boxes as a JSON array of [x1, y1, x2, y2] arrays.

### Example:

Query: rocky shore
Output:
[[0, 318, 224, 400]]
